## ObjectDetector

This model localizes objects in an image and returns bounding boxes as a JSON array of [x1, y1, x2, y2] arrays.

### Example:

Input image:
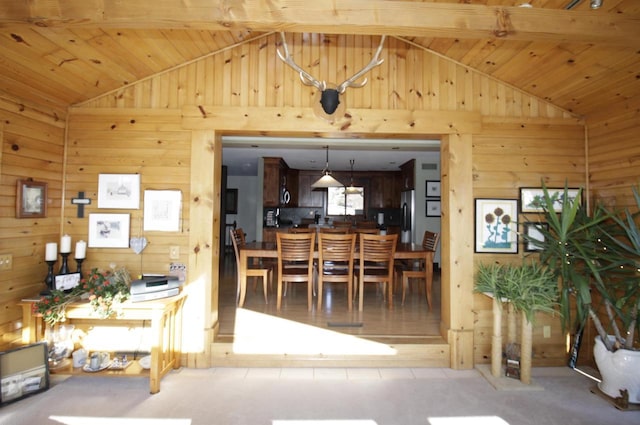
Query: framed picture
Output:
[[98, 174, 140, 209], [426, 199, 441, 217], [426, 180, 441, 198], [475, 198, 519, 254], [225, 189, 238, 214], [88, 213, 130, 248], [143, 190, 182, 232], [519, 187, 582, 213], [16, 179, 47, 218], [54, 272, 81, 292], [524, 222, 549, 252]]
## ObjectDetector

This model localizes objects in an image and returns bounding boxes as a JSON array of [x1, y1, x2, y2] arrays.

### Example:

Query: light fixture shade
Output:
[[345, 185, 362, 194], [311, 172, 344, 188]]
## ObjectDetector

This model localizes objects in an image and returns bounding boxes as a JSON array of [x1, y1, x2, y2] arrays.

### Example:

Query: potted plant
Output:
[[523, 183, 640, 405], [475, 260, 557, 384]]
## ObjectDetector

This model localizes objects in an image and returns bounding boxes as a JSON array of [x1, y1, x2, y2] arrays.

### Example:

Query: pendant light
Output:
[[345, 159, 361, 194], [311, 146, 344, 188]]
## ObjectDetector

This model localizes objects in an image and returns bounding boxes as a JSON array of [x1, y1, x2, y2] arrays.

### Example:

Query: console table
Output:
[[20, 293, 186, 394]]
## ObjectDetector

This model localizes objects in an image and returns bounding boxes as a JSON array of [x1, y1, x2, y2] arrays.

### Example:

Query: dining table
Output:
[[237, 240, 434, 309]]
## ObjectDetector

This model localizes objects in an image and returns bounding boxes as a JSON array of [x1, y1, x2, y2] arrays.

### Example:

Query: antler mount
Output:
[[277, 33, 386, 121]]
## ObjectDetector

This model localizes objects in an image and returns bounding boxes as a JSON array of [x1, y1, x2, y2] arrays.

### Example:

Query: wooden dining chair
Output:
[[317, 232, 357, 311], [276, 232, 316, 311], [230, 228, 272, 304], [395, 230, 440, 309], [319, 226, 352, 234], [332, 220, 353, 229], [289, 227, 314, 233], [355, 233, 398, 311]]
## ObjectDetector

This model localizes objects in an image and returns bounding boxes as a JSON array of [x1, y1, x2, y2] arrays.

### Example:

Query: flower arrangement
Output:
[[33, 266, 131, 325], [81, 267, 131, 319], [33, 289, 78, 326]]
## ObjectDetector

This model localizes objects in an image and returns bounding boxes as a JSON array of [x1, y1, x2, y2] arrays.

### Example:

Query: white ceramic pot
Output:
[[593, 336, 640, 404]]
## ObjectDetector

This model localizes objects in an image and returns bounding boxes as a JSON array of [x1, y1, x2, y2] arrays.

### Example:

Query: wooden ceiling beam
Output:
[[2, 0, 638, 46]]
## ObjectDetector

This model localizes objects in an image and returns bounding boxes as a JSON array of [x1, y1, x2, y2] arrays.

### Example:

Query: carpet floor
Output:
[[0, 366, 638, 425]]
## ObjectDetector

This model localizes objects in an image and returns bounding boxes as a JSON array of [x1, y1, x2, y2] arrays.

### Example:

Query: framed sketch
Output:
[[524, 222, 549, 252], [98, 174, 140, 209], [475, 198, 519, 254], [519, 187, 582, 213], [16, 179, 47, 218], [426, 199, 441, 217], [225, 189, 238, 214], [426, 180, 441, 198], [88, 213, 130, 248], [54, 272, 81, 292], [143, 190, 182, 231]]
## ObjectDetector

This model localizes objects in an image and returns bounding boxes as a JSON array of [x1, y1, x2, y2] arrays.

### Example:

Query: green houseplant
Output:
[[475, 260, 557, 384], [522, 183, 640, 404]]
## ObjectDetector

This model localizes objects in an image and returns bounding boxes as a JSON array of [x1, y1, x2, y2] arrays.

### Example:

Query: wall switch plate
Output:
[[0, 254, 12, 271], [169, 246, 180, 260], [543, 325, 551, 338]]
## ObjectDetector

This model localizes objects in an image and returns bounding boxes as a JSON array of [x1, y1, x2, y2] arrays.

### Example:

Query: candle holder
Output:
[[59, 252, 71, 275], [42, 260, 57, 295], [75, 258, 84, 278]]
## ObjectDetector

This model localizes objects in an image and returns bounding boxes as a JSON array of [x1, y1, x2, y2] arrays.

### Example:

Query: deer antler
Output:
[[277, 33, 326, 92], [336, 35, 386, 93]]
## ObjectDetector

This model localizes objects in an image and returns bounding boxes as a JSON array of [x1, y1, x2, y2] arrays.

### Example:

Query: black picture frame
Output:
[[225, 189, 238, 214], [426, 199, 441, 217], [523, 222, 549, 252], [16, 179, 47, 218], [426, 180, 441, 198], [519, 187, 582, 213], [0, 342, 50, 405]]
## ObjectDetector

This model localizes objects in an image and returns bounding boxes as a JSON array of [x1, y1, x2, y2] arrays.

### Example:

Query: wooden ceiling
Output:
[[1, 0, 638, 122]]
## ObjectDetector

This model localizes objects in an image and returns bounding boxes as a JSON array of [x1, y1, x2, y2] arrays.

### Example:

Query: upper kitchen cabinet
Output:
[[400, 159, 415, 191], [298, 170, 324, 208], [263, 157, 289, 207]]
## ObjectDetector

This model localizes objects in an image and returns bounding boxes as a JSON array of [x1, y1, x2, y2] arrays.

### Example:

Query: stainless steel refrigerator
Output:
[[400, 189, 415, 243]]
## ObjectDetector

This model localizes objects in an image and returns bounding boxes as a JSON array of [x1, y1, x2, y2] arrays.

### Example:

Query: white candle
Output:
[[75, 240, 87, 259], [60, 234, 72, 253], [45, 243, 57, 261]]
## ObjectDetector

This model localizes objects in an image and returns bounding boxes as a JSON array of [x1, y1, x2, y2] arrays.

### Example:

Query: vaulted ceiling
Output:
[[1, 0, 639, 123]]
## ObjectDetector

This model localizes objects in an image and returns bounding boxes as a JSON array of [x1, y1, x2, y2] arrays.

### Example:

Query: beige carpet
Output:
[[0, 366, 637, 425]]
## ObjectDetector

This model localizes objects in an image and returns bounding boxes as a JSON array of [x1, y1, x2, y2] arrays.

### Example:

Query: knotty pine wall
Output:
[[0, 94, 66, 347], [4, 33, 588, 366]]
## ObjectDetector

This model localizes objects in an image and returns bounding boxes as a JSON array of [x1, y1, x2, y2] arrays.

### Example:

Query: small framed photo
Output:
[[524, 222, 549, 252], [426, 199, 441, 217], [88, 213, 130, 248], [225, 189, 238, 214], [519, 187, 582, 213], [143, 190, 182, 232], [98, 174, 140, 209], [475, 198, 519, 254], [54, 272, 81, 292], [16, 179, 47, 218], [426, 180, 441, 198]]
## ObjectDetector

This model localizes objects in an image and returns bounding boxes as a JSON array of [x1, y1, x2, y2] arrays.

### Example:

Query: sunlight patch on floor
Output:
[[50, 417, 191, 425], [428, 417, 510, 425], [272, 421, 377, 424], [233, 308, 397, 356]]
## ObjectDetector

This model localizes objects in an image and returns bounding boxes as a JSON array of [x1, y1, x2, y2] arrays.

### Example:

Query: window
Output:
[[327, 187, 364, 216]]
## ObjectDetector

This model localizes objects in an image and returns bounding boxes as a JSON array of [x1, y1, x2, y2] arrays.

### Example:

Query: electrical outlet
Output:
[[0, 254, 12, 271], [169, 246, 180, 260], [543, 325, 551, 338]]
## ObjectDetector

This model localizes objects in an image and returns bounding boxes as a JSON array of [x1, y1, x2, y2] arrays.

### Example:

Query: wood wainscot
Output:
[[20, 293, 186, 394]]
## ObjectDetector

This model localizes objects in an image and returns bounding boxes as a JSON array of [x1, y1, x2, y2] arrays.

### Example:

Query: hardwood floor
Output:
[[217, 252, 442, 344]]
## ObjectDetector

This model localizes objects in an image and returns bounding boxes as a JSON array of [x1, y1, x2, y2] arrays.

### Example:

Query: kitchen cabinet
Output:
[[400, 159, 415, 191], [263, 157, 288, 207], [297, 171, 324, 207]]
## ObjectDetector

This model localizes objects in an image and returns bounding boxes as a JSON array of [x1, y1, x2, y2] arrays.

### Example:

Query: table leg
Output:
[[238, 251, 248, 307], [149, 311, 162, 394], [425, 252, 434, 310]]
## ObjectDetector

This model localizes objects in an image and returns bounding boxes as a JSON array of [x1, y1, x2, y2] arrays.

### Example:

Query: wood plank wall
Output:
[[0, 94, 66, 347], [1, 33, 589, 366]]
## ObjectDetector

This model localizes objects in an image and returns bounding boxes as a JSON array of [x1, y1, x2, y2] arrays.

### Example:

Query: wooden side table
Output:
[[21, 293, 186, 394]]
